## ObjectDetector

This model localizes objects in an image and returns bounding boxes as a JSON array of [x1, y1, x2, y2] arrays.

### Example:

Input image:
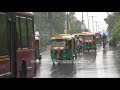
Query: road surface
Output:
[[35, 44, 120, 78]]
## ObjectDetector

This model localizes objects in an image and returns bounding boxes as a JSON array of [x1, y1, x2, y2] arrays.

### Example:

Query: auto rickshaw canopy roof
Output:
[[51, 34, 72, 40], [82, 32, 96, 36]]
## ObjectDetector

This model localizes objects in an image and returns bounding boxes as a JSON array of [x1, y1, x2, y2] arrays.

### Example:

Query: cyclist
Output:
[[102, 33, 107, 48]]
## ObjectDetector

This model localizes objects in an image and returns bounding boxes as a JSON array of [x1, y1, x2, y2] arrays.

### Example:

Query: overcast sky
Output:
[[75, 12, 108, 32]]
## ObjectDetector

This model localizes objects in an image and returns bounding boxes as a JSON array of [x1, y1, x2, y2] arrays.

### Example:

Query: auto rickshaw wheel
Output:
[[71, 59, 74, 63], [75, 55, 77, 60], [57, 60, 60, 65], [58, 62, 60, 65], [83, 49, 84, 52], [95, 48, 97, 52], [52, 60, 55, 64], [88, 49, 90, 52], [53, 62, 55, 65]]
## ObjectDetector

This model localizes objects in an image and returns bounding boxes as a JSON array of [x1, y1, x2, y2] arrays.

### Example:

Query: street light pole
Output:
[[98, 25, 99, 32], [82, 12, 83, 23], [92, 16, 94, 32], [89, 16, 96, 33], [87, 12, 89, 30], [47, 12, 52, 37], [66, 12, 69, 34], [96, 21, 97, 32], [94, 21, 100, 33], [81, 12, 84, 32]]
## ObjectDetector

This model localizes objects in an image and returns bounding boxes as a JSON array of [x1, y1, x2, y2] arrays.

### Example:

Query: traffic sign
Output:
[[41, 34, 49, 36]]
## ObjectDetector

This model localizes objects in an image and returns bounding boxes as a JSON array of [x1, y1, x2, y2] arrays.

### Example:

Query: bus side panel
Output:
[[17, 49, 36, 78], [0, 60, 10, 78]]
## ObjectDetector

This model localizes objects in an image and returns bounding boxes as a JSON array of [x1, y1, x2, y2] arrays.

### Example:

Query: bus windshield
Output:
[[51, 40, 66, 46]]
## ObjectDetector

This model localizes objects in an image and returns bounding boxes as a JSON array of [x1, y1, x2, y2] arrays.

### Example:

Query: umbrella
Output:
[[99, 31, 109, 36]]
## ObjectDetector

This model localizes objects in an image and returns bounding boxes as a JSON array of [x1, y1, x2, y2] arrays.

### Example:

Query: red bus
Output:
[[0, 12, 38, 78]]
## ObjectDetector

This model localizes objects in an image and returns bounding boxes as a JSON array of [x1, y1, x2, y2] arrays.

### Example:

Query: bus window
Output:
[[20, 17, 28, 48], [27, 18, 33, 48], [0, 13, 8, 56]]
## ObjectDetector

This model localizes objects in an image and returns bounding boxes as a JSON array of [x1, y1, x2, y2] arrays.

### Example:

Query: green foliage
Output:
[[104, 12, 120, 35], [104, 12, 120, 46], [112, 20, 120, 43], [68, 12, 82, 34]]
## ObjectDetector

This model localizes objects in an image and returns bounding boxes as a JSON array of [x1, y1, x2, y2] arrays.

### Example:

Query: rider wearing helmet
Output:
[[102, 32, 107, 48]]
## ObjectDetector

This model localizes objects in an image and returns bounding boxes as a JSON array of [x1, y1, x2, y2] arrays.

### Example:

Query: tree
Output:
[[68, 12, 82, 34], [112, 20, 120, 44], [104, 12, 120, 35]]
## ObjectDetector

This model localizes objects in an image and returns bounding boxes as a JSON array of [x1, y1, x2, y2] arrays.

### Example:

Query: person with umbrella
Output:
[[99, 30, 109, 48]]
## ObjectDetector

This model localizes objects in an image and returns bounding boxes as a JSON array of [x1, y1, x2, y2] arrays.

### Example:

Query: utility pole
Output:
[[98, 25, 100, 32], [82, 12, 83, 23], [89, 16, 96, 33], [95, 21, 97, 33], [94, 21, 100, 33], [81, 12, 84, 32], [47, 12, 52, 37], [87, 12, 89, 30], [97, 24, 102, 32], [66, 12, 69, 34]]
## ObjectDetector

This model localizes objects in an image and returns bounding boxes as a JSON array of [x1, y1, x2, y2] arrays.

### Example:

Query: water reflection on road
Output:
[[36, 44, 120, 78]]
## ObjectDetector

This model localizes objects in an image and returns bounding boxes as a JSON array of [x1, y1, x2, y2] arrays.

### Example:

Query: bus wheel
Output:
[[21, 60, 27, 78]]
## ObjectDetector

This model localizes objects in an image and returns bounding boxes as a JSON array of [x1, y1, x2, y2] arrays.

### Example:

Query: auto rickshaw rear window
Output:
[[84, 36, 93, 40], [51, 40, 66, 46]]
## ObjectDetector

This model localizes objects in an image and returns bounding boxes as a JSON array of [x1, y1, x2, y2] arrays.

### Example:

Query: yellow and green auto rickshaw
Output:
[[82, 33, 97, 52], [50, 34, 77, 64], [95, 33, 102, 44]]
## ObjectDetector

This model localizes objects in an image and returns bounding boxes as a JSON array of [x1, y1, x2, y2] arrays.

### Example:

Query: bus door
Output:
[[8, 12, 17, 78]]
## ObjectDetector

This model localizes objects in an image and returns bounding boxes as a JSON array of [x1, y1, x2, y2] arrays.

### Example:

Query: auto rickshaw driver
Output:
[[75, 35, 83, 54]]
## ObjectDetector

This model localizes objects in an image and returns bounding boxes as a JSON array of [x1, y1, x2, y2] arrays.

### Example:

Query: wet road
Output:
[[35, 44, 120, 78]]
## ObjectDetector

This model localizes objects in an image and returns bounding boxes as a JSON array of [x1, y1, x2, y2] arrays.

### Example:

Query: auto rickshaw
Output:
[[82, 33, 97, 52], [50, 34, 77, 64], [35, 37, 42, 61], [95, 33, 102, 44]]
